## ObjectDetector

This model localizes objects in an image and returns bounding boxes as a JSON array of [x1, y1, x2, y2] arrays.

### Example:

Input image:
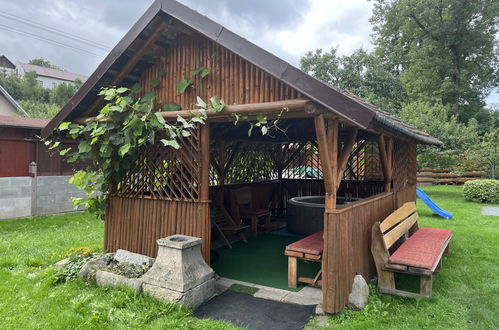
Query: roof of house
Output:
[[0, 55, 15, 69], [17, 62, 88, 82], [42, 0, 441, 145], [0, 85, 28, 116], [0, 115, 49, 129]]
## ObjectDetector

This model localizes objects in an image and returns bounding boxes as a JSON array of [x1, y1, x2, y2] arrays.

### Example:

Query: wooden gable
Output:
[[137, 32, 303, 110]]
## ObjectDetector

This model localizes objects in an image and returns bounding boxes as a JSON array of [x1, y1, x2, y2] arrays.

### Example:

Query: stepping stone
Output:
[[481, 206, 499, 216]]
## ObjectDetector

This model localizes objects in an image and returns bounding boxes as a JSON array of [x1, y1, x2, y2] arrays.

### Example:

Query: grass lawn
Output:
[[0, 185, 497, 329], [323, 185, 499, 329]]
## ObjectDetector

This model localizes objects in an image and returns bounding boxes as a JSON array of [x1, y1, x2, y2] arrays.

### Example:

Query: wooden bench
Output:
[[371, 202, 452, 298], [285, 230, 323, 288]]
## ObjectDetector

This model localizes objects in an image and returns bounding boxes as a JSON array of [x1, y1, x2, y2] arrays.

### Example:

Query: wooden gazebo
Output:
[[43, 0, 441, 313]]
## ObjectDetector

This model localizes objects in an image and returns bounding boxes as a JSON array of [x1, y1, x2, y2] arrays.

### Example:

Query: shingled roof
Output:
[[42, 0, 441, 145]]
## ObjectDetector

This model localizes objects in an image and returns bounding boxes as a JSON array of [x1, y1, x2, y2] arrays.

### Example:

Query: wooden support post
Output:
[[420, 274, 433, 298], [314, 115, 335, 209], [327, 119, 339, 209], [218, 140, 225, 204], [336, 127, 358, 188], [200, 123, 210, 202], [288, 256, 298, 288], [378, 135, 393, 192]]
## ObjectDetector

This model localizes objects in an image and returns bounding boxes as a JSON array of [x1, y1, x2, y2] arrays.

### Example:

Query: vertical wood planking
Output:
[[138, 33, 302, 108], [322, 192, 395, 313], [104, 196, 211, 263]]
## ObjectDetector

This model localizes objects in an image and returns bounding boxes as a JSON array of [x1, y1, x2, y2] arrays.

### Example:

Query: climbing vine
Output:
[[49, 65, 286, 218]]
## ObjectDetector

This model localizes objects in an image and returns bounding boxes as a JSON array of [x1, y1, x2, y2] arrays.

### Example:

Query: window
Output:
[[36, 80, 43, 86]]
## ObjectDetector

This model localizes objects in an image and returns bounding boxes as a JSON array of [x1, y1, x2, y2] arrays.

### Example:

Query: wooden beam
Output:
[[377, 135, 392, 192], [199, 123, 210, 201], [336, 127, 359, 187], [81, 21, 168, 118], [314, 115, 334, 208], [76, 99, 318, 124], [218, 140, 225, 204], [327, 119, 339, 209]]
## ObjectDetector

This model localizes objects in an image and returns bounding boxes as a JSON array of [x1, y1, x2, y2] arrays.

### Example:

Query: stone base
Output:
[[143, 278, 216, 310], [94, 271, 143, 292]]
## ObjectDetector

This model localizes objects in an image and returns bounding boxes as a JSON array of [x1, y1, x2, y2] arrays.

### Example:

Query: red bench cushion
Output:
[[286, 230, 324, 256], [388, 227, 452, 269]]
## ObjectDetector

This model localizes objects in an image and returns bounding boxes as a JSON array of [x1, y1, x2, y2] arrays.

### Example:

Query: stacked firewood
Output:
[[417, 168, 487, 185]]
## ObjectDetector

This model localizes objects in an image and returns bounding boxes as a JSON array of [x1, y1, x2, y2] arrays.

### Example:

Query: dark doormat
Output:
[[194, 290, 316, 330]]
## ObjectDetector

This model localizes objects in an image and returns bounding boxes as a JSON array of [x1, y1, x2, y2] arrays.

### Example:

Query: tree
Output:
[[28, 58, 65, 71], [465, 127, 499, 178], [51, 79, 82, 107], [371, 0, 499, 123], [399, 100, 479, 169], [300, 48, 404, 113]]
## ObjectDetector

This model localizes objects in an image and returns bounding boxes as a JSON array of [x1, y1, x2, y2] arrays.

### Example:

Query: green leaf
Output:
[[119, 144, 130, 156], [150, 78, 161, 87], [154, 112, 166, 125], [176, 78, 193, 94], [261, 126, 268, 135], [116, 87, 128, 94], [59, 148, 71, 156], [196, 96, 207, 109], [191, 67, 203, 76], [177, 115, 190, 128], [200, 67, 211, 78], [58, 122, 71, 131], [163, 102, 181, 111], [78, 141, 92, 153], [161, 139, 180, 149], [159, 68, 167, 76], [131, 84, 142, 94], [49, 141, 60, 150], [191, 116, 205, 124]]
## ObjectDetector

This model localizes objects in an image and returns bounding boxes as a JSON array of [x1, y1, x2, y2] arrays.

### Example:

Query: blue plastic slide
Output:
[[416, 187, 452, 219]]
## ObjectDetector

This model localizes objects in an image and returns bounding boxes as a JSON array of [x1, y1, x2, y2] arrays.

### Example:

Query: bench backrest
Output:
[[379, 202, 418, 250]]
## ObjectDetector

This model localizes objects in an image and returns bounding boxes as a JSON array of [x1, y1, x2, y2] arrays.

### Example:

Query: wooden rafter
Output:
[[336, 127, 359, 187], [81, 21, 167, 118]]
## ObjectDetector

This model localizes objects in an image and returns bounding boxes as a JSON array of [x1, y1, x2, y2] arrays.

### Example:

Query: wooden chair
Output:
[[230, 186, 274, 237], [212, 202, 249, 248], [284, 230, 323, 288], [371, 202, 452, 298]]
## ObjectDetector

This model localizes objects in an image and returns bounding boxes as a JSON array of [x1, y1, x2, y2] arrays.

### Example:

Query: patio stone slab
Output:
[[481, 206, 499, 216]]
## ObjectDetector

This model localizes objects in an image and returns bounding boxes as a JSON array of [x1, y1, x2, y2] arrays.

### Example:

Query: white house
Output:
[[16, 62, 88, 89]]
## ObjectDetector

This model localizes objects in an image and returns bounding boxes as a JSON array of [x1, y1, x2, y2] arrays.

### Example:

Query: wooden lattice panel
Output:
[[224, 142, 279, 184], [364, 140, 384, 180], [116, 125, 201, 201], [281, 142, 322, 179]]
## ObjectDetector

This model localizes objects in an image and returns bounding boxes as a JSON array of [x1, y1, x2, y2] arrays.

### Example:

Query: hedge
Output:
[[463, 180, 499, 204]]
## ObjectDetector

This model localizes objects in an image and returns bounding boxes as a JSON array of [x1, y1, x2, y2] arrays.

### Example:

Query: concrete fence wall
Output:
[[0, 175, 86, 220]]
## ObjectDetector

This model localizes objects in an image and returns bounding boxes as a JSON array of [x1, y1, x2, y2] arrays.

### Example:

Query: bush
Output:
[[463, 180, 499, 203]]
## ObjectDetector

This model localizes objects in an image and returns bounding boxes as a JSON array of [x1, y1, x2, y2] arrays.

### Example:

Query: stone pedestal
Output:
[[141, 235, 215, 309]]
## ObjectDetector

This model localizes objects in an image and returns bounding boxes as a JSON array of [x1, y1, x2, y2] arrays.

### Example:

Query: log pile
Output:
[[417, 168, 487, 185]]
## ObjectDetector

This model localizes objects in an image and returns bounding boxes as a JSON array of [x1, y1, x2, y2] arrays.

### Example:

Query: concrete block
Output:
[[78, 257, 109, 279], [143, 278, 216, 310], [253, 287, 290, 301], [0, 178, 11, 188], [94, 271, 142, 292], [114, 249, 155, 267]]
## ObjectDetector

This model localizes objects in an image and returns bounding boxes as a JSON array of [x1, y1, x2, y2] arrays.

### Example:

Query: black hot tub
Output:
[[286, 196, 360, 235]]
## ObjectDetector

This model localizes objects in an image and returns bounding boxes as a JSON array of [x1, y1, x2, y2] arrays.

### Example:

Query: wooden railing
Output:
[[322, 192, 395, 313]]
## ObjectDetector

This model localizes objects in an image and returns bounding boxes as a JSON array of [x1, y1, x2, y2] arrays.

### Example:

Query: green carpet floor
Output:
[[212, 234, 321, 291]]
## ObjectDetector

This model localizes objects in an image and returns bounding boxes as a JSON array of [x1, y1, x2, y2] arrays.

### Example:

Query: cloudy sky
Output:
[[0, 0, 497, 103]]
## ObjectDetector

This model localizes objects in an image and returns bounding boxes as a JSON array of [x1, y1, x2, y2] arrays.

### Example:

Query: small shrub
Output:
[[53, 247, 100, 283], [463, 180, 499, 203]]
